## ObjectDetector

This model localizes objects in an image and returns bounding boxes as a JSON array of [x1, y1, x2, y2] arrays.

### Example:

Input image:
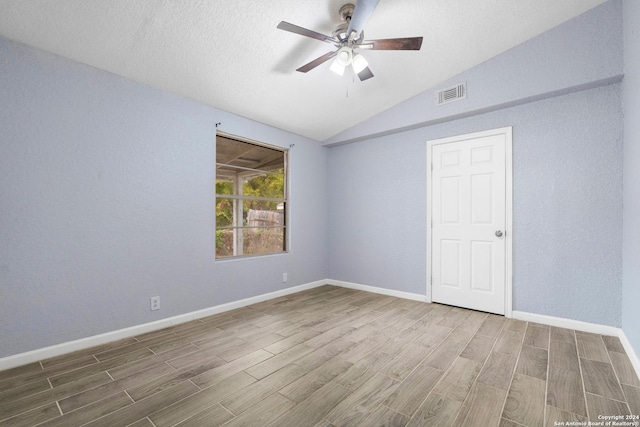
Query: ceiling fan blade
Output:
[[296, 51, 338, 73], [357, 66, 374, 81], [277, 21, 337, 44], [362, 37, 423, 50], [347, 0, 380, 38]]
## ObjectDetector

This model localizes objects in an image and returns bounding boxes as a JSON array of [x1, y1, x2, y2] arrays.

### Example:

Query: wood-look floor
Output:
[[1, 285, 639, 427]]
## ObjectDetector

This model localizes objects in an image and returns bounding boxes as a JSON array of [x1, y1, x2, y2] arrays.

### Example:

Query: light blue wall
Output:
[[325, 0, 623, 146], [622, 1, 640, 353], [328, 84, 623, 327], [0, 37, 328, 358]]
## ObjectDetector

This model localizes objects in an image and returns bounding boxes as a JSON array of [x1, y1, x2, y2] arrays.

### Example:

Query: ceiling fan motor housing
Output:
[[332, 24, 364, 44]]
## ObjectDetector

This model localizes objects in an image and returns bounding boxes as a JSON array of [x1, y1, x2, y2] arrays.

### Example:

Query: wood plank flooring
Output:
[[1, 285, 639, 426]]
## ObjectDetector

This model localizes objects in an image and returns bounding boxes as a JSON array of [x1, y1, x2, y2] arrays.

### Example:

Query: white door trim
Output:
[[426, 127, 513, 317]]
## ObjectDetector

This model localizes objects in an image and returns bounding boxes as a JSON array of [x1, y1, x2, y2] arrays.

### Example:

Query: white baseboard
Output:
[[335, 285, 638, 381], [3, 279, 639, 385], [0, 280, 326, 371], [617, 330, 640, 383], [327, 279, 427, 302], [513, 310, 640, 381], [512, 310, 621, 336]]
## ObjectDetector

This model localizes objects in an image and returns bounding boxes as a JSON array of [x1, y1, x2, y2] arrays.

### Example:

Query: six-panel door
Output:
[[431, 133, 506, 315]]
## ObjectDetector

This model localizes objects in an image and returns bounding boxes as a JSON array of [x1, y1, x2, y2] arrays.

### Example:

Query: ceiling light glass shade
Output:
[[330, 59, 346, 75], [352, 53, 368, 73], [330, 46, 352, 76], [336, 47, 352, 66]]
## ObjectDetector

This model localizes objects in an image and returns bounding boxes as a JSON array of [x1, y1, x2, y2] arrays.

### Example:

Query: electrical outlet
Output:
[[150, 296, 160, 311], [282, 272, 288, 283]]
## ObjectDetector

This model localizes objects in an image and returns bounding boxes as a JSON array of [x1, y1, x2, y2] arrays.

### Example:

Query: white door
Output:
[[429, 129, 510, 315]]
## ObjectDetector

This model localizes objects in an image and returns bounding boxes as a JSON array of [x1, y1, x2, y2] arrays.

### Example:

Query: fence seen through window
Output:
[[215, 133, 288, 258]]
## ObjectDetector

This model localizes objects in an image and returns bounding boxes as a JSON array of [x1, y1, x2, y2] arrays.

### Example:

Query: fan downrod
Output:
[[338, 4, 355, 22], [334, 4, 364, 44]]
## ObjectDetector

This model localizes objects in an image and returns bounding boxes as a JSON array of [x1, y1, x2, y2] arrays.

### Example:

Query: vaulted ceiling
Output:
[[0, 0, 606, 141]]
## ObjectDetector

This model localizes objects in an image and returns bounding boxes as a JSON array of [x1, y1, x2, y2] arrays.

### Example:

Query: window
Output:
[[215, 133, 288, 259]]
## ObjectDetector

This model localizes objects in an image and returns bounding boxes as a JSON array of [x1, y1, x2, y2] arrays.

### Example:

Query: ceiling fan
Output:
[[277, 0, 423, 81]]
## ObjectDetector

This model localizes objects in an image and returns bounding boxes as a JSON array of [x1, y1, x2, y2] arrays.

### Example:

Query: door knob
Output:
[[495, 230, 503, 237]]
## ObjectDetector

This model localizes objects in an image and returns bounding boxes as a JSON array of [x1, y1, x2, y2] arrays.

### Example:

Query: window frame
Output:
[[215, 131, 289, 260]]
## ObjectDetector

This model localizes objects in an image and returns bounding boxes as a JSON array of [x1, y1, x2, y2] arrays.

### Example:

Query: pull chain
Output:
[[346, 72, 356, 98]]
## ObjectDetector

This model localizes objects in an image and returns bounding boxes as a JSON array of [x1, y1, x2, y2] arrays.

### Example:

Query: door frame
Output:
[[426, 127, 513, 317]]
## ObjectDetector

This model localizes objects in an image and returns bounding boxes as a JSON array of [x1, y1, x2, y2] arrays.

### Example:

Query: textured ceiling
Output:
[[0, 0, 606, 142]]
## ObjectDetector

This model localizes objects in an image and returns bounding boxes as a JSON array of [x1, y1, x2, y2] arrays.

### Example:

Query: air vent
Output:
[[435, 82, 467, 106]]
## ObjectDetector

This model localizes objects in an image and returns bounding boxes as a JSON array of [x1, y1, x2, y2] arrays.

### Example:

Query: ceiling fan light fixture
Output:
[[352, 53, 368, 73], [330, 59, 346, 75], [330, 46, 352, 75], [336, 46, 352, 67], [277, 1, 423, 81]]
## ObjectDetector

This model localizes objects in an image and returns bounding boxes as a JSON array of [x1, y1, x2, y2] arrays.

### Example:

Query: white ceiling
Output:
[[0, 0, 606, 142]]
